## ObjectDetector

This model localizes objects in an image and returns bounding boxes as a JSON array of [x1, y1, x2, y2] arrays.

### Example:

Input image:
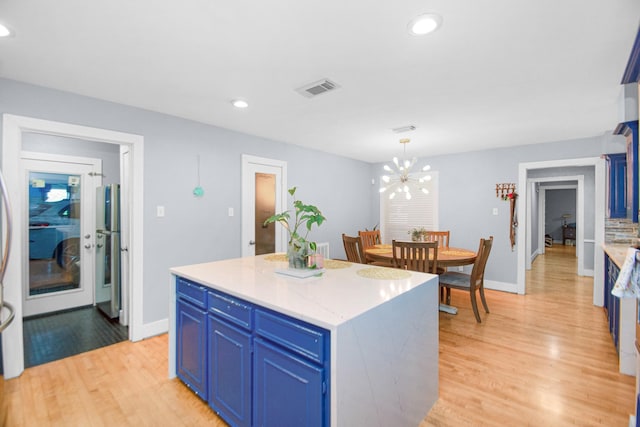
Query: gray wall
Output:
[[372, 138, 611, 284], [1, 76, 623, 325], [545, 189, 577, 242], [0, 78, 374, 325], [22, 133, 121, 185]]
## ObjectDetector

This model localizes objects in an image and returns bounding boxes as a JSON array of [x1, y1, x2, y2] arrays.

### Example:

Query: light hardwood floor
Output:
[[1, 245, 636, 426]]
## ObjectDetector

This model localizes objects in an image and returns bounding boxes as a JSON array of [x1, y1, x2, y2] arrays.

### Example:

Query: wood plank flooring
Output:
[[423, 245, 635, 426], [1, 245, 636, 426]]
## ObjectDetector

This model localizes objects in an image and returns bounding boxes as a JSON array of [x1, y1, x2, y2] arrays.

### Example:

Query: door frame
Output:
[[517, 157, 605, 305], [530, 179, 581, 271], [21, 152, 101, 316], [2, 114, 144, 379], [241, 155, 287, 257]]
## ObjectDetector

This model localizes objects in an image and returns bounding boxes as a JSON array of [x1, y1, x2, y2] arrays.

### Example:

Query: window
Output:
[[380, 171, 439, 243]]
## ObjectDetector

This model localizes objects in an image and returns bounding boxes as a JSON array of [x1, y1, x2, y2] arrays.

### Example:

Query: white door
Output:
[[241, 155, 287, 257], [119, 146, 130, 326], [22, 152, 100, 316]]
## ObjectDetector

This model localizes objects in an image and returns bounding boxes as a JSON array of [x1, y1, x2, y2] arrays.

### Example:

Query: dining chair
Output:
[[425, 230, 450, 248], [358, 230, 381, 250], [439, 236, 493, 323], [342, 234, 366, 264], [391, 240, 439, 274]]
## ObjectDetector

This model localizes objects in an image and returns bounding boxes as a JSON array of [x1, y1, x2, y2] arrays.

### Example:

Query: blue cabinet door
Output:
[[208, 316, 252, 427], [177, 299, 207, 399], [608, 153, 627, 218], [253, 338, 326, 427]]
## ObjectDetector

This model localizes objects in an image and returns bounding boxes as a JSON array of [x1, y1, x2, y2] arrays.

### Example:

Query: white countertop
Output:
[[170, 255, 437, 330]]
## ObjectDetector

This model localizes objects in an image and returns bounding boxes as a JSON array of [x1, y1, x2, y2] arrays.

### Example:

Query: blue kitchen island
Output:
[[168, 255, 439, 426]]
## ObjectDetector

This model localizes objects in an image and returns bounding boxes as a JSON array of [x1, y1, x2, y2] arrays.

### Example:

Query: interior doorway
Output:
[[517, 157, 605, 306], [2, 114, 144, 379], [241, 155, 287, 257]]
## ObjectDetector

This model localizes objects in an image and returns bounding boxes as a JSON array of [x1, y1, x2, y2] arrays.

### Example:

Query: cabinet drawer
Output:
[[255, 309, 326, 364], [208, 291, 253, 330], [177, 277, 207, 309]]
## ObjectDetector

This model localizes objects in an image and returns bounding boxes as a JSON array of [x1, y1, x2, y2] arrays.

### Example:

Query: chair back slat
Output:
[[358, 230, 381, 249], [391, 240, 439, 274], [425, 230, 450, 248], [342, 234, 366, 264]]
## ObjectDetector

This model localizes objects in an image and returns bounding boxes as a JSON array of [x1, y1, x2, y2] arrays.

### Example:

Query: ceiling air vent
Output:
[[296, 79, 340, 98]]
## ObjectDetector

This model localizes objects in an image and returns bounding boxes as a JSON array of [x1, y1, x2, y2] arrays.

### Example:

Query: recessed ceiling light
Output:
[[408, 13, 442, 36], [231, 99, 249, 109], [0, 24, 12, 38]]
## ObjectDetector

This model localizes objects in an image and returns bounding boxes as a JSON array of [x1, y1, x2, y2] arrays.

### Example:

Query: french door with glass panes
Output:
[[22, 153, 100, 317]]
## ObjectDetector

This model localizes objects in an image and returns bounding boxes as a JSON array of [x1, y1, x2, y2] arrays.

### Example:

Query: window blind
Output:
[[380, 171, 439, 243]]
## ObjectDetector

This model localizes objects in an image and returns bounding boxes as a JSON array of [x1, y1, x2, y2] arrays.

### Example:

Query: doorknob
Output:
[[84, 243, 92, 249], [249, 240, 256, 245], [84, 234, 91, 239]]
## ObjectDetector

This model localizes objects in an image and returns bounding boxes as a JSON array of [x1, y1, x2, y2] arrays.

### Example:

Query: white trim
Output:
[[517, 157, 605, 306], [484, 280, 517, 294], [530, 179, 583, 274], [2, 114, 144, 379], [139, 318, 169, 338]]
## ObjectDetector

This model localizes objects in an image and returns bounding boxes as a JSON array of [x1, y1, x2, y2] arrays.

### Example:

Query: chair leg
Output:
[[470, 289, 482, 323], [445, 288, 451, 305], [479, 286, 490, 313]]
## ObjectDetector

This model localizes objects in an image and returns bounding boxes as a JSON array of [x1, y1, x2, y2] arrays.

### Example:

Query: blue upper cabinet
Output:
[[607, 153, 627, 218], [614, 121, 639, 222]]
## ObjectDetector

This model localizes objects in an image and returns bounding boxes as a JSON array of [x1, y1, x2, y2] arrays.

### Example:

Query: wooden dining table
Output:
[[364, 243, 477, 315], [364, 244, 477, 267]]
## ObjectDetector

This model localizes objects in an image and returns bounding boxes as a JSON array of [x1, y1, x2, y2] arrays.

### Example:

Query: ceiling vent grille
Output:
[[392, 125, 416, 133], [296, 79, 340, 98]]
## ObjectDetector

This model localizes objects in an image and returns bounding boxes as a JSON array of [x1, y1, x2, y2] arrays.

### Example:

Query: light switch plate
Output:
[[157, 206, 165, 217], [492, 208, 498, 215], [228, 207, 234, 217]]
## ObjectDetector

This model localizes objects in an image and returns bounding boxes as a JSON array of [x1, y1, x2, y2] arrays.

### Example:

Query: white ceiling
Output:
[[0, 1, 639, 163]]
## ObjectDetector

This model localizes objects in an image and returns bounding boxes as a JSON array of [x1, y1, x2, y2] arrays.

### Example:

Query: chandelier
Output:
[[379, 138, 431, 200]]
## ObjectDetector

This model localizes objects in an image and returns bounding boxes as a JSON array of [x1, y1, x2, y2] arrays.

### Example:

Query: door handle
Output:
[[121, 247, 129, 252], [249, 240, 256, 245], [84, 234, 91, 239], [84, 243, 92, 249]]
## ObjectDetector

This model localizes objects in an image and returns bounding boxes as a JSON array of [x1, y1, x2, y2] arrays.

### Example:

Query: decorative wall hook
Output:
[[495, 183, 518, 250], [496, 183, 516, 200]]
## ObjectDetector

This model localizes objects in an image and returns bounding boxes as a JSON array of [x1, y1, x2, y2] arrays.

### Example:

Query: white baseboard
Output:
[[135, 318, 169, 341], [484, 280, 517, 294]]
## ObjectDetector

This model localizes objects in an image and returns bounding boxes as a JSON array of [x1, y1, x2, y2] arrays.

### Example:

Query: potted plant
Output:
[[264, 187, 326, 269], [408, 227, 428, 242]]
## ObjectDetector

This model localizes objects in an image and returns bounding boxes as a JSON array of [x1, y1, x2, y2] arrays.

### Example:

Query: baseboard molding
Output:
[[485, 280, 517, 294], [530, 249, 541, 265], [582, 269, 594, 277], [137, 318, 169, 341]]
